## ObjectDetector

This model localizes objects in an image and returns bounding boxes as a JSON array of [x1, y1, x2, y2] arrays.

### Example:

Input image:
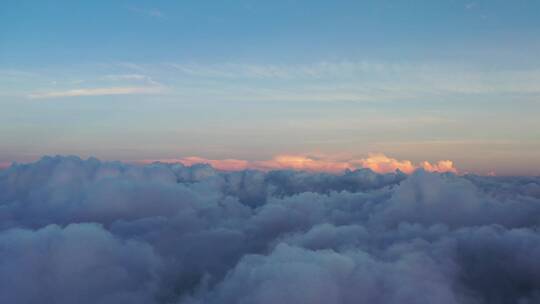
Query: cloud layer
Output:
[[1, 156, 540, 303], [145, 153, 458, 174]]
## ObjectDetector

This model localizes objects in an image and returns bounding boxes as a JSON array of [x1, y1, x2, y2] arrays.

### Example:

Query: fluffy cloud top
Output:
[[1, 156, 539, 303], [143, 153, 458, 174]]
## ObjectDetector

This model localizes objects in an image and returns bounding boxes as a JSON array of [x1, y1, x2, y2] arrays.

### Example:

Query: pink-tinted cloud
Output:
[[139, 157, 250, 171], [0, 162, 12, 170], [253, 155, 353, 173], [140, 153, 458, 174], [352, 153, 416, 174], [172, 156, 250, 171], [420, 160, 458, 174]]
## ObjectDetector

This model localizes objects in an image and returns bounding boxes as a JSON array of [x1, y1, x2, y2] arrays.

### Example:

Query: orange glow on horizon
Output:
[[139, 153, 458, 174], [142, 157, 251, 171], [253, 155, 354, 172], [420, 160, 458, 174], [352, 153, 416, 174]]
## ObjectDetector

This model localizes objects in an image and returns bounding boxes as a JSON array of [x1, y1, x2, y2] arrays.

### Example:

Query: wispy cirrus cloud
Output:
[[100, 74, 162, 86], [161, 61, 540, 102], [128, 6, 163, 18], [28, 86, 164, 99], [26, 71, 165, 99], [465, 2, 477, 10], [9, 61, 540, 102], [100, 74, 148, 81]]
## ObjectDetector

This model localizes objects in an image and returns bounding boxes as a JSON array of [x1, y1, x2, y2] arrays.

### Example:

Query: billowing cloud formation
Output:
[[1, 156, 540, 303], [352, 153, 416, 173], [420, 160, 458, 174], [145, 153, 457, 174], [254, 155, 353, 172]]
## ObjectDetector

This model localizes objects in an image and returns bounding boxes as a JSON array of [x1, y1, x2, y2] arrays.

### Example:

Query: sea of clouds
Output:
[[1, 156, 540, 304]]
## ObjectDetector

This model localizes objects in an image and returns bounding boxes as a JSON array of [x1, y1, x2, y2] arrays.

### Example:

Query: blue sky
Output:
[[1, 0, 540, 174]]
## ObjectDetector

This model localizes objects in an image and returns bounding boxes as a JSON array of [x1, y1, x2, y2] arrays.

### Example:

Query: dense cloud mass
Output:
[[155, 153, 458, 174], [1, 156, 540, 303]]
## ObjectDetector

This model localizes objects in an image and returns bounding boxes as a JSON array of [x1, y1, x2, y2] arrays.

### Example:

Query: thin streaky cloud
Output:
[[465, 2, 477, 10], [128, 6, 163, 18], [115, 62, 148, 72], [167, 61, 405, 79], [100, 74, 162, 86], [165, 61, 540, 96], [100, 74, 148, 81], [28, 86, 164, 99], [8, 61, 540, 104]]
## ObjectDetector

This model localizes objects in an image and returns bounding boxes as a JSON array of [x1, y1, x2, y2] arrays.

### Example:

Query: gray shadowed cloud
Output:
[[1, 156, 540, 303]]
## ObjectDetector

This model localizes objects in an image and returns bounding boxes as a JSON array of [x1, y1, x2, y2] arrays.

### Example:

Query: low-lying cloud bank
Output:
[[143, 153, 458, 174], [1, 156, 539, 304]]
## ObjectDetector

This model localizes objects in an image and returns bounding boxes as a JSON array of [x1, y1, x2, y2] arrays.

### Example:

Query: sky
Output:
[[1, 0, 540, 175]]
